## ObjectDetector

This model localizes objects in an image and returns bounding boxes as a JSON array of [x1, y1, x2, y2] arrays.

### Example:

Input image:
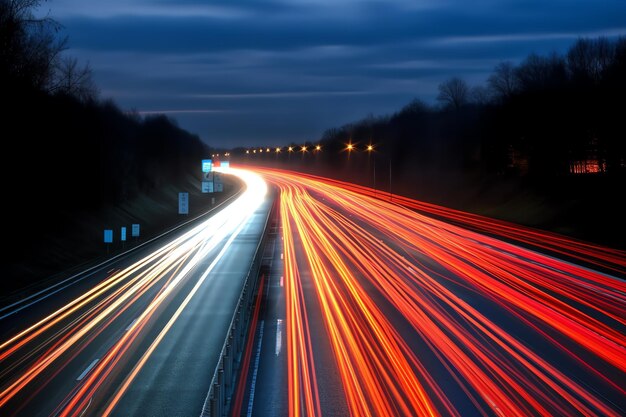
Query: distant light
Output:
[[260, 149, 263, 153], [276, 147, 281, 153], [288, 146, 294, 152], [301, 145, 307, 152], [246, 150, 249, 154], [253, 149, 256, 153], [316, 145, 321, 151], [266, 148, 270, 152], [347, 143, 354, 151], [367, 145, 373, 152]]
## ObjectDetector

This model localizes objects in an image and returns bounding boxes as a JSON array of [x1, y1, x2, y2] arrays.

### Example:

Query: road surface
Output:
[[0, 168, 271, 417], [235, 167, 626, 417]]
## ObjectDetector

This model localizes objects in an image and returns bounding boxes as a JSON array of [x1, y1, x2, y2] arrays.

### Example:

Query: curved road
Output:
[[236, 167, 626, 417], [0, 168, 271, 417]]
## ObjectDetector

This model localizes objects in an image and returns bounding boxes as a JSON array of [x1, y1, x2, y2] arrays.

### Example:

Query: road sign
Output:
[[131, 224, 140, 237], [203, 171, 214, 181], [104, 229, 113, 243], [214, 172, 223, 192], [221, 161, 230, 170], [179, 192, 189, 214], [121, 227, 127, 241], [202, 181, 214, 193], [202, 159, 213, 173]]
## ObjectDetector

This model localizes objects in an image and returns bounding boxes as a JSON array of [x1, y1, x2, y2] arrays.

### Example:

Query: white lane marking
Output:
[[0, 193, 241, 320], [275, 319, 282, 356], [79, 397, 93, 417], [246, 320, 265, 417], [77, 359, 99, 381], [125, 318, 138, 331]]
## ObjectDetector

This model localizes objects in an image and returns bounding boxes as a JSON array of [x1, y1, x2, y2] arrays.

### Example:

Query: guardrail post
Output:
[[218, 368, 225, 413], [224, 343, 232, 393]]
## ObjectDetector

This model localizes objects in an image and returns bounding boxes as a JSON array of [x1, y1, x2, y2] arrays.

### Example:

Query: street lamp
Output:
[[276, 147, 281, 153], [316, 145, 321, 151], [288, 146, 293, 152], [301, 145, 307, 152]]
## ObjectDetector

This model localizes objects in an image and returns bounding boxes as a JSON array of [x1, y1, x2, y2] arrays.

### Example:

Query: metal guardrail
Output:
[[199, 195, 276, 417]]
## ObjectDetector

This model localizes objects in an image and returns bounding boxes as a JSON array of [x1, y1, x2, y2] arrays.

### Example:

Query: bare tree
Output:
[[50, 56, 98, 101], [1, 0, 66, 90], [515, 53, 567, 91], [470, 85, 491, 105], [437, 77, 469, 110], [487, 62, 518, 100], [567, 37, 615, 83]]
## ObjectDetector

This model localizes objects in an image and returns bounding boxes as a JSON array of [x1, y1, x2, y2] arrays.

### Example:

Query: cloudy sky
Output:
[[41, 0, 626, 147]]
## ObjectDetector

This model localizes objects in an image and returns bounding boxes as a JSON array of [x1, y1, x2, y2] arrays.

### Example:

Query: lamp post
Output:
[[366, 144, 375, 197]]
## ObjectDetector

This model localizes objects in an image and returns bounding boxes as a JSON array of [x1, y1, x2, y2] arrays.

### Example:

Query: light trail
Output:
[[256, 167, 626, 417], [0, 168, 267, 416]]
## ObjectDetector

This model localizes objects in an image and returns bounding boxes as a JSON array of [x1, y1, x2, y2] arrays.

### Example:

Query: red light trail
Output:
[[256, 167, 626, 417]]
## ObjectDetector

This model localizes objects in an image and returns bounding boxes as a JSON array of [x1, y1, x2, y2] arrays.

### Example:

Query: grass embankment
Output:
[[3, 175, 241, 303]]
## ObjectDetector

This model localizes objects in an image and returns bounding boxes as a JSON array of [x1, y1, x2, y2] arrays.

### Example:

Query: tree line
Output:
[[261, 36, 625, 180], [2, 0, 208, 280]]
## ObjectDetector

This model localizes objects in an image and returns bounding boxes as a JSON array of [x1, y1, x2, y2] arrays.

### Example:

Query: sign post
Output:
[[131, 224, 140, 241], [121, 226, 127, 248], [179, 192, 189, 215], [104, 229, 113, 253]]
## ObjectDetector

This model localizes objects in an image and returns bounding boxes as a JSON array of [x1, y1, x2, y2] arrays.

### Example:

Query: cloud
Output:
[[46, 0, 626, 146]]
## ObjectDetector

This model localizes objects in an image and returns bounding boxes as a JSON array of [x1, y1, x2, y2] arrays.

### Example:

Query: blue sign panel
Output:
[[202, 181, 213, 193], [179, 192, 189, 214], [132, 224, 140, 237], [221, 161, 230, 170], [202, 159, 213, 173], [121, 227, 127, 241], [104, 229, 113, 243]]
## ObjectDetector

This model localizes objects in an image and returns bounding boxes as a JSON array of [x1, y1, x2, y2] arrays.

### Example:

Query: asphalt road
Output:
[[234, 168, 626, 417], [0, 168, 272, 417]]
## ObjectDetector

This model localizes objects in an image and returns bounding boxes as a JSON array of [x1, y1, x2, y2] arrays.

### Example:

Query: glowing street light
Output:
[[266, 148, 270, 152], [246, 150, 250, 154], [346, 143, 354, 152], [301, 145, 307, 152], [288, 146, 294, 152], [367, 145, 374, 152], [276, 147, 281, 153], [316, 145, 321, 151]]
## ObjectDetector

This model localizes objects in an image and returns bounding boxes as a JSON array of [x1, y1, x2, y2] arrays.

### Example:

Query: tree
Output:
[[437, 77, 469, 111], [470, 85, 491, 105], [514, 53, 567, 92], [0, 0, 65, 92], [487, 61, 518, 100], [567, 37, 615, 83], [50, 56, 98, 101]]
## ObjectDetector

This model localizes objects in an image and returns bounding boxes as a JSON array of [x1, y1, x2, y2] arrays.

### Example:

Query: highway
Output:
[[236, 168, 626, 417], [0, 168, 271, 417]]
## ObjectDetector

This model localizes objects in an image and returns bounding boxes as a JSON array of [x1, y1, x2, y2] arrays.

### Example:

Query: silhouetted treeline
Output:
[[236, 36, 626, 247], [289, 36, 626, 179], [2, 0, 208, 282]]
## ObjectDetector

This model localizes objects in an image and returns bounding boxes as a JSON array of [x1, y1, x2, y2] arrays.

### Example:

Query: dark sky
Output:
[[42, 0, 626, 147]]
